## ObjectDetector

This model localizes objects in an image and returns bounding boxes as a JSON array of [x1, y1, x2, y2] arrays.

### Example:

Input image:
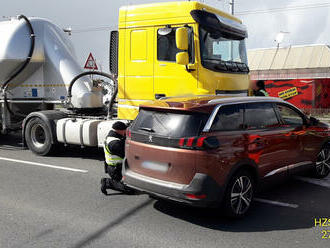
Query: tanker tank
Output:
[[0, 16, 103, 109]]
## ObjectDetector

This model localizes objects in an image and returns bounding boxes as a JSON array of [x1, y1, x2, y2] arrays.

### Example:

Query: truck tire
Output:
[[25, 117, 56, 156]]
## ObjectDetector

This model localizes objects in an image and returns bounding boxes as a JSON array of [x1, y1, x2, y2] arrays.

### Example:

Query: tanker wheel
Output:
[[25, 117, 56, 156]]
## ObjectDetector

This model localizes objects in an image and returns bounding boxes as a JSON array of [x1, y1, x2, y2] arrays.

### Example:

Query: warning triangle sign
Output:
[[84, 53, 98, 70]]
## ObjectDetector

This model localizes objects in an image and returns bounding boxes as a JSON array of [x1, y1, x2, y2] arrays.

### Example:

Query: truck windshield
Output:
[[199, 26, 249, 73]]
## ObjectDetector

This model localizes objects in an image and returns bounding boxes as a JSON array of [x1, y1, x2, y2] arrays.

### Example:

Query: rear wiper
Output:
[[139, 127, 155, 133]]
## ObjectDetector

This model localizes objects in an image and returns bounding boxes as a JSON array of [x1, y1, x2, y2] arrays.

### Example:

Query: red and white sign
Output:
[[84, 52, 98, 70]]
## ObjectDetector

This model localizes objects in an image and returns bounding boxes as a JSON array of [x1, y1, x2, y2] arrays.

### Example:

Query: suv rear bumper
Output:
[[123, 160, 224, 208]]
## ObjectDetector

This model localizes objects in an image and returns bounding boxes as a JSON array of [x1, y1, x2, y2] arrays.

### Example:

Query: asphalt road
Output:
[[0, 134, 330, 248]]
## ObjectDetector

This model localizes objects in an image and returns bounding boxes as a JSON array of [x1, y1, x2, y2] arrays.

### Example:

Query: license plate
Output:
[[141, 161, 169, 172]]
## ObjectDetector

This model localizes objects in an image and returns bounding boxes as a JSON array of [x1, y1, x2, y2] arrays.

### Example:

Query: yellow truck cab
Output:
[[115, 1, 250, 120]]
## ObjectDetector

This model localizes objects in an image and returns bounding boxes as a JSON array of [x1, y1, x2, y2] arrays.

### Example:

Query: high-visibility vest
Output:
[[104, 136, 123, 167]]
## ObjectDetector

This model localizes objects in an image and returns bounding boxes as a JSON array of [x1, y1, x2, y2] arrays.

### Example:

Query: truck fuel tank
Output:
[[56, 118, 102, 147]]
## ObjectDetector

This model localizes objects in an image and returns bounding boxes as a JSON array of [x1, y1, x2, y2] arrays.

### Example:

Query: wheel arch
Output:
[[314, 138, 330, 158], [224, 159, 259, 189], [22, 110, 68, 146], [321, 139, 330, 148]]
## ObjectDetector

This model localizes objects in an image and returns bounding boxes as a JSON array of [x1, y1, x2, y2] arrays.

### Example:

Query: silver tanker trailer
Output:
[[0, 15, 118, 155]]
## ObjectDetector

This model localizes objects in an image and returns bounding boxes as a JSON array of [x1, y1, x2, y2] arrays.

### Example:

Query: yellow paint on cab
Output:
[[117, 1, 250, 120]]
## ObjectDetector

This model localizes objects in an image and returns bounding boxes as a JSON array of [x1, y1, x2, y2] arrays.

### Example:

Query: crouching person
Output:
[[101, 121, 133, 195]]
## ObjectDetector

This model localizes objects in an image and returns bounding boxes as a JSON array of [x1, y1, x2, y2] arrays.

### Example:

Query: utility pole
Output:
[[230, 0, 234, 15], [228, 0, 235, 60]]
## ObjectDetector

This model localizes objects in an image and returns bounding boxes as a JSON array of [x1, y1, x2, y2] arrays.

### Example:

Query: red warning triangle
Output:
[[84, 52, 98, 70]]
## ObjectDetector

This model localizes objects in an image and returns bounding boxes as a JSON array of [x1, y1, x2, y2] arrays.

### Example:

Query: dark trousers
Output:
[[104, 162, 130, 192], [105, 162, 122, 182]]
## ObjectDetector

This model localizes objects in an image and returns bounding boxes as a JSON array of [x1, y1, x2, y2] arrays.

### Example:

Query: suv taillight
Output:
[[178, 136, 219, 150], [126, 129, 131, 139]]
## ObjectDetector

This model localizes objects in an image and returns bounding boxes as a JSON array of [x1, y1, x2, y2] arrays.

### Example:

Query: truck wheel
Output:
[[25, 117, 56, 156], [313, 144, 330, 178], [222, 169, 255, 218]]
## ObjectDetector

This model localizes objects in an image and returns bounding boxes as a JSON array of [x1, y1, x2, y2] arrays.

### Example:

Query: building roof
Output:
[[248, 44, 330, 80]]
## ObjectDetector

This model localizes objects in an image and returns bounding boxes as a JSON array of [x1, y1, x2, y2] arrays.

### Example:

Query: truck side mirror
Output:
[[176, 52, 189, 65], [176, 27, 189, 50]]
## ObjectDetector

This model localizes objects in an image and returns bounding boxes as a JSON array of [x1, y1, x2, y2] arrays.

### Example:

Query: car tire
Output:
[[25, 117, 56, 156], [222, 169, 255, 218], [313, 143, 330, 179]]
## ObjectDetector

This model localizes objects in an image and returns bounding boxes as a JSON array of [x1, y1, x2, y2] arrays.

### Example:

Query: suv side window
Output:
[[276, 104, 304, 126], [157, 27, 194, 63], [211, 104, 244, 131], [245, 102, 279, 129]]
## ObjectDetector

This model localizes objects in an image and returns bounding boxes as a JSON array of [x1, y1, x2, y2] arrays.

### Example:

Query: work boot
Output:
[[100, 178, 108, 195], [111, 180, 136, 195], [101, 178, 115, 195], [123, 185, 136, 195]]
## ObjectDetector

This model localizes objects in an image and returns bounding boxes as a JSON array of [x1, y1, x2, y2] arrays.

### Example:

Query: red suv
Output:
[[123, 96, 330, 217]]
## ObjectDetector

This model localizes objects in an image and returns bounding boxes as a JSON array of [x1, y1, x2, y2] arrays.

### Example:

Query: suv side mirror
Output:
[[176, 27, 189, 50], [203, 136, 220, 150], [309, 116, 319, 126]]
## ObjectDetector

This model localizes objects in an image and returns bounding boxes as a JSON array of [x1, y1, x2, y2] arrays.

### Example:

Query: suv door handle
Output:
[[253, 137, 265, 144], [248, 137, 266, 151], [288, 131, 299, 137]]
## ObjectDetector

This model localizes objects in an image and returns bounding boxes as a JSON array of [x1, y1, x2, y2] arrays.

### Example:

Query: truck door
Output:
[[154, 26, 198, 99], [124, 28, 154, 102]]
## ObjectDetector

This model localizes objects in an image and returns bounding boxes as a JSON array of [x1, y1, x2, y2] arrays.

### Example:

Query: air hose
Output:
[[1, 15, 36, 117], [67, 71, 118, 117]]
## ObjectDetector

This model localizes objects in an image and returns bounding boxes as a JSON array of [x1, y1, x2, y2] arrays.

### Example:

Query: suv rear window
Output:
[[131, 109, 209, 138]]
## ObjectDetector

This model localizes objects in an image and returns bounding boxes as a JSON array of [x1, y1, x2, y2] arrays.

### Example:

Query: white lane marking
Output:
[[0, 156, 88, 173], [1, 145, 22, 148], [254, 198, 299, 208], [294, 176, 330, 189]]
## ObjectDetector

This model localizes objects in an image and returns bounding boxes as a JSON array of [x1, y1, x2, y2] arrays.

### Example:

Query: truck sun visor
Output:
[[190, 10, 248, 40]]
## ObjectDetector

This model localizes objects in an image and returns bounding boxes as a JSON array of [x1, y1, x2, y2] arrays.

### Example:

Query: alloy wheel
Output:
[[316, 147, 330, 177], [230, 176, 253, 215]]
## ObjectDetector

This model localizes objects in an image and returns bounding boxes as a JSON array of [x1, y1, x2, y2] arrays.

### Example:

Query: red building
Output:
[[248, 44, 330, 111]]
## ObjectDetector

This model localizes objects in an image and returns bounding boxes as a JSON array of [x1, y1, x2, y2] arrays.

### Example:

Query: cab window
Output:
[[211, 104, 244, 131], [157, 27, 194, 63], [245, 103, 279, 129], [276, 104, 304, 126]]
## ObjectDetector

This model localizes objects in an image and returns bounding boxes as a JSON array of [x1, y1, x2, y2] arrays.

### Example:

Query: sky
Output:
[[2, 0, 330, 71]]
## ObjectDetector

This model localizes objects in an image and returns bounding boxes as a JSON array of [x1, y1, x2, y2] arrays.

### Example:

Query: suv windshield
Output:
[[131, 109, 209, 138], [199, 26, 249, 73]]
